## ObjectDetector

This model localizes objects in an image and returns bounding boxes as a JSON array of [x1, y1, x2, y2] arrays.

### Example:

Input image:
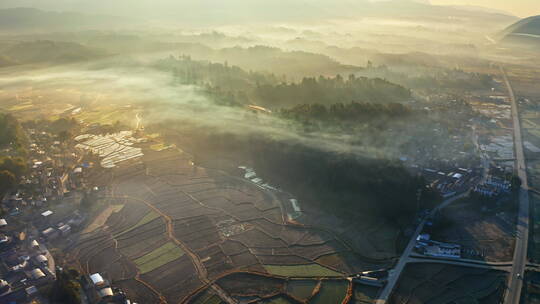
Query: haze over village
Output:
[[0, 1, 540, 304]]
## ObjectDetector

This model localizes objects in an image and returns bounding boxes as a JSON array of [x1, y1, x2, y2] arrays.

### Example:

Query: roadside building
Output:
[[42, 227, 59, 240], [287, 199, 302, 220], [35, 255, 48, 265], [0, 279, 11, 296], [422, 241, 461, 259], [41, 210, 53, 218], [245, 171, 256, 179], [485, 176, 511, 192], [98, 287, 114, 299], [58, 224, 71, 236], [90, 273, 105, 287], [25, 285, 38, 297], [416, 234, 430, 242], [28, 268, 46, 280], [473, 184, 498, 197]]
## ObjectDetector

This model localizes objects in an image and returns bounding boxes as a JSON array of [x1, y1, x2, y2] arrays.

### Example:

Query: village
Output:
[[0, 124, 141, 304], [0, 92, 523, 303]]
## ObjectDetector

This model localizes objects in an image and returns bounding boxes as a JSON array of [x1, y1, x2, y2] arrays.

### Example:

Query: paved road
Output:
[[501, 66, 530, 304], [409, 254, 513, 267], [408, 257, 513, 271], [374, 192, 469, 304]]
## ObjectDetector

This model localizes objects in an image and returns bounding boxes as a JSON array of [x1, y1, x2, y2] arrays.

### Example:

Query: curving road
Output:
[[501, 66, 530, 304], [374, 191, 469, 304]]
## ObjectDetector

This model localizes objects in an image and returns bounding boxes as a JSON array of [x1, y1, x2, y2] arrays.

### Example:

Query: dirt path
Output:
[[82, 204, 124, 233]]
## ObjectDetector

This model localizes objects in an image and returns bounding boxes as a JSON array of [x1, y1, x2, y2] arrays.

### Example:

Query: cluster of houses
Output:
[[421, 167, 474, 198], [238, 166, 303, 221], [0, 219, 56, 304], [0, 127, 95, 303], [473, 175, 512, 197], [83, 273, 136, 304], [38, 209, 84, 241], [239, 166, 273, 189], [414, 234, 461, 259]]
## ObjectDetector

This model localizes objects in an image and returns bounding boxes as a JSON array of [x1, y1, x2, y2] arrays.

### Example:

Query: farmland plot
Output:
[[390, 263, 507, 304], [70, 141, 394, 303]]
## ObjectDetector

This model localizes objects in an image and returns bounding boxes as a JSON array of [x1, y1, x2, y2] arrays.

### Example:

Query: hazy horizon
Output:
[[0, 0, 537, 20], [431, 0, 540, 17]]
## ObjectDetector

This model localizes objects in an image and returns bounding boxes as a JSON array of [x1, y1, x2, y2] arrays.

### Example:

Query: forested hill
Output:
[[158, 56, 411, 108], [0, 113, 28, 196], [500, 15, 540, 38], [0, 8, 132, 32], [0, 40, 108, 65], [280, 102, 413, 123], [251, 139, 439, 225], [254, 76, 410, 107], [0, 113, 26, 152]]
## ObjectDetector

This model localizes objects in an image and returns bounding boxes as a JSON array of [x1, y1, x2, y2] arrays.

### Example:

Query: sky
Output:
[[0, 0, 538, 19], [430, 0, 540, 17]]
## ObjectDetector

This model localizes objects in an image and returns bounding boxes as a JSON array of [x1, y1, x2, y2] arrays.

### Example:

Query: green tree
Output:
[[0, 170, 16, 195], [57, 130, 72, 143], [49, 269, 81, 304], [0, 156, 27, 178]]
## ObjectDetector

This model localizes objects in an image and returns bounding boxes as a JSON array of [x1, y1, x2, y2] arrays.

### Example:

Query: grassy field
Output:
[[9, 101, 34, 111], [114, 211, 160, 238], [285, 280, 318, 301], [134, 242, 185, 274], [74, 104, 136, 126], [391, 263, 506, 304], [150, 143, 174, 151], [529, 193, 540, 262], [263, 264, 343, 277]]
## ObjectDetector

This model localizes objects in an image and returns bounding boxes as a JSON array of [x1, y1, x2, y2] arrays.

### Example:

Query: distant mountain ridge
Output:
[[499, 15, 540, 47], [0, 3, 518, 28], [0, 7, 134, 32], [501, 15, 540, 37], [0, 40, 108, 65]]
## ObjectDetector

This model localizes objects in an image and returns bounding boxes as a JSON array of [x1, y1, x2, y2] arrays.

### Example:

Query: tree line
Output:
[[280, 101, 413, 123], [250, 139, 439, 227], [157, 56, 411, 108], [0, 113, 28, 196]]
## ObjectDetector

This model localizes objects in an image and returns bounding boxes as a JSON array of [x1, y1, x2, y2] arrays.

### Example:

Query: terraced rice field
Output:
[[191, 290, 224, 304], [258, 296, 295, 304], [263, 264, 343, 277], [69, 138, 390, 304], [309, 280, 349, 304], [114, 211, 160, 237], [134, 242, 185, 273], [286, 280, 318, 301]]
